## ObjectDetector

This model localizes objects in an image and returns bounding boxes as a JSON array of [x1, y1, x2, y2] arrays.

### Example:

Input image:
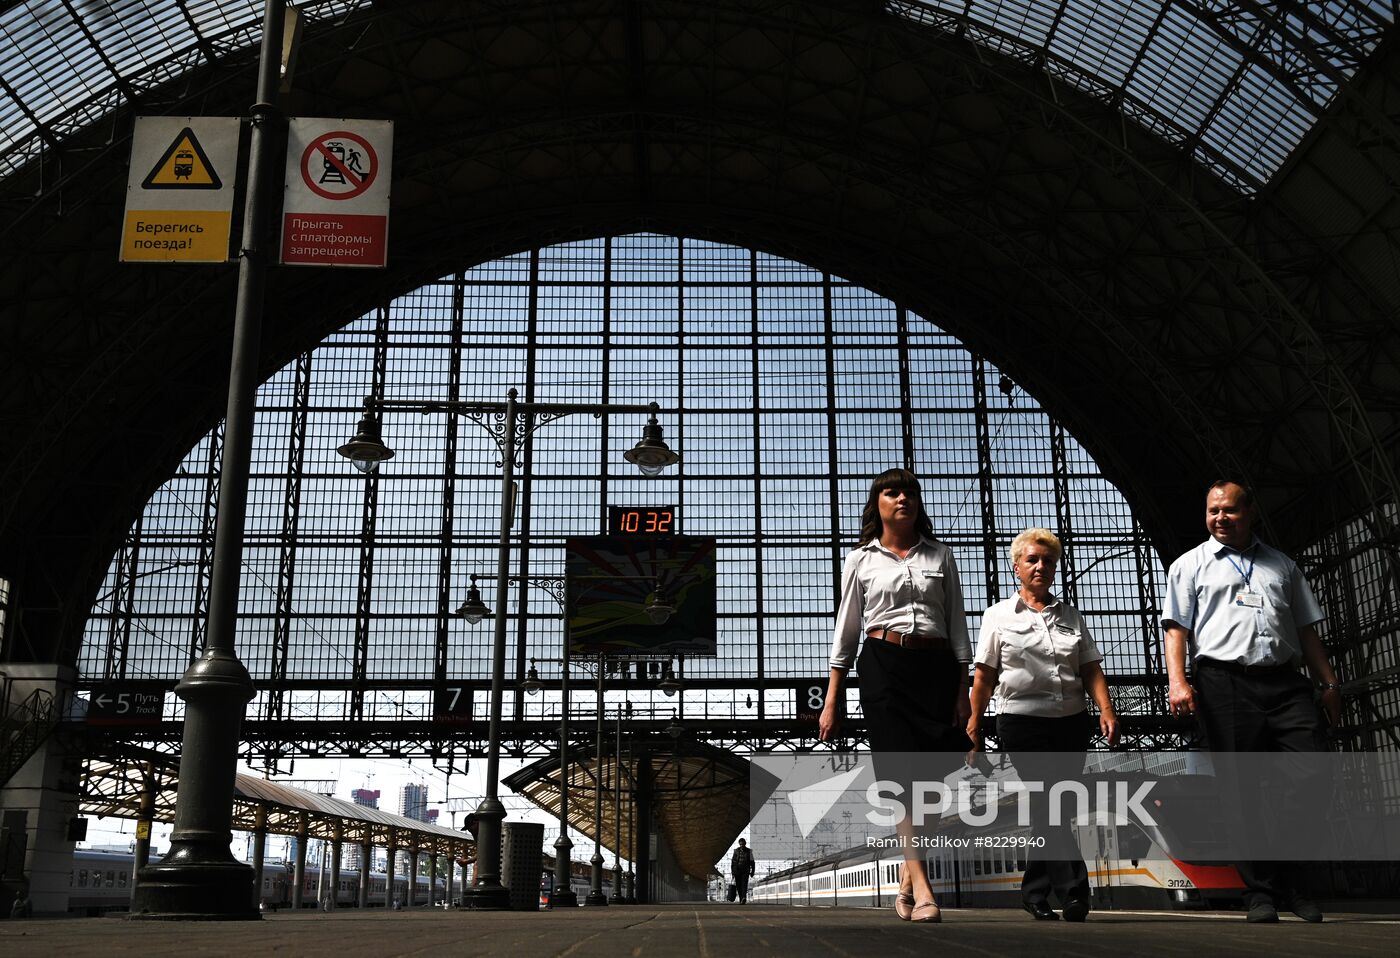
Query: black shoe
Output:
[[1023, 900, 1059, 921], [1284, 895, 1323, 923], [1061, 898, 1089, 922], [1246, 900, 1280, 923]]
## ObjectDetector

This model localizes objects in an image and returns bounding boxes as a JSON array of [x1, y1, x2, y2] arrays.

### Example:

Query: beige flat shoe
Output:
[[911, 900, 942, 923], [895, 867, 914, 920]]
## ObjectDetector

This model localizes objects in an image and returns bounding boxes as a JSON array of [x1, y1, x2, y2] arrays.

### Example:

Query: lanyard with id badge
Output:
[[1227, 551, 1263, 609]]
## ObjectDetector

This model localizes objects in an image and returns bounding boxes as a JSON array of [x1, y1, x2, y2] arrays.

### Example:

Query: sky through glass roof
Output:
[[0, 2, 1392, 187], [890, 1, 1393, 189]]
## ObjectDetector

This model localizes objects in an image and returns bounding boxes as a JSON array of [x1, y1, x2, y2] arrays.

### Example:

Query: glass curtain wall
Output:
[[80, 234, 1165, 734]]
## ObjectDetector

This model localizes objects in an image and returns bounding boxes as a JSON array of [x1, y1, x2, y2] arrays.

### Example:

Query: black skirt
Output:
[[857, 637, 970, 754]]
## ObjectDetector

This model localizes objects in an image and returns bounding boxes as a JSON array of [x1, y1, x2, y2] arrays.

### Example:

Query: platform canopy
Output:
[[503, 734, 765, 882], [80, 751, 471, 857]]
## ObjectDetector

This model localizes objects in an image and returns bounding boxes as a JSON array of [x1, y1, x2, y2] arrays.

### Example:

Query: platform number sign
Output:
[[795, 681, 829, 724], [85, 685, 166, 724], [433, 685, 473, 723]]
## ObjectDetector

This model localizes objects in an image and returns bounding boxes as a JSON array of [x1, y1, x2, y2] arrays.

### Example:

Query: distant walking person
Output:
[[730, 839, 756, 903], [1163, 480, 1342, 924]]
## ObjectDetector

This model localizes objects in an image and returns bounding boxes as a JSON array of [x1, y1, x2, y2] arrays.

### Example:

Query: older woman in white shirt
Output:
[[966, 527, 1119, 923], [819, 468, 973, 923]]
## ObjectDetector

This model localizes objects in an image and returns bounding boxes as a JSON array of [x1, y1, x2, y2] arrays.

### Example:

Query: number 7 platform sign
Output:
[[281, 118, 392, 267]]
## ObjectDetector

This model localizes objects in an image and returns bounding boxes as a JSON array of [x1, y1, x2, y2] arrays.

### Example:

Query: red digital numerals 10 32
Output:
[[620, 509, 672, 534]]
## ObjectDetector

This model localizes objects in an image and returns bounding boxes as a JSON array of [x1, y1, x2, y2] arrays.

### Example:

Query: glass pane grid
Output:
[[83, 234, 1172, 733]]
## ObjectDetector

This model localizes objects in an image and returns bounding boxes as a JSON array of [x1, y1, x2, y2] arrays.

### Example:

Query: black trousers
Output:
[[997, 711, 1092, 907], [1194, 660, 1327, 906], [731, 871, 750, 902]]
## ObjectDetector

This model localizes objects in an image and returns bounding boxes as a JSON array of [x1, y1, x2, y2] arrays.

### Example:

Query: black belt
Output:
[[1196, 657, 1297, 677]]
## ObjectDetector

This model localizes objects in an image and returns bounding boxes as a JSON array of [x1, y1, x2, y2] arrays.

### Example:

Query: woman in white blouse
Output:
[[966, 527, 1119, 922], [819, 468, 973, 923]]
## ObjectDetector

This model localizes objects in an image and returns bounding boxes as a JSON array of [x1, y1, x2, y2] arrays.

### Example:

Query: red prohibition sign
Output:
[[301, 130, 378, 200]]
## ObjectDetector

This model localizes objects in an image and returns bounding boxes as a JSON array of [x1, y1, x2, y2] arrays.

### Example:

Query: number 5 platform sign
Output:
[[281, 118, 392, 267]]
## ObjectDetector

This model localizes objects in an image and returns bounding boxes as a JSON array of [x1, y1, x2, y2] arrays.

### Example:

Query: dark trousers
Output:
[[1194, 660, 1327, 907], [997, 711, 1092, 907], [731, 872, 750, 902]]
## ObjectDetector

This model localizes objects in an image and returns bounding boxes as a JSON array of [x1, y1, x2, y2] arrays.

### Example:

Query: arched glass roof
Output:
[[0, 1, 1391, 190], [891, 1, 1393, 189]]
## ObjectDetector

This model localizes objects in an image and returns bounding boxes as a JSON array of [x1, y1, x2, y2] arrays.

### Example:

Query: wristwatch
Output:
[[1317, 681, 1343, 691]]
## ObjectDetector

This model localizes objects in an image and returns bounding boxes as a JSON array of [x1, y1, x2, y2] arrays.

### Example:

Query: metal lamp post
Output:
[[585, 653, 609, 906], [625, 706, 637, 904], [337, 389, 678, 910], [129, 0, 284, 920], [609, 700, 626, 904]]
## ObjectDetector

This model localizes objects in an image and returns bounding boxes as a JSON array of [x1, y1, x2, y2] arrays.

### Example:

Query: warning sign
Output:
[[300, 131, 378, 199], [121, 116, 240, 263], [140, 127, 223, 189], [281, 118, 392, 268]]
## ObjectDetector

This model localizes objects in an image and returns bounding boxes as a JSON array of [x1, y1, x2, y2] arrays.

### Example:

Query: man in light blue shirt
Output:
[[1162, 480, 1342, 924]]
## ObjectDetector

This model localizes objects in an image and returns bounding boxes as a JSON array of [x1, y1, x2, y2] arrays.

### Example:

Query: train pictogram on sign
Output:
[[140, 127, 223, 190], [300, 131, 378, 200]]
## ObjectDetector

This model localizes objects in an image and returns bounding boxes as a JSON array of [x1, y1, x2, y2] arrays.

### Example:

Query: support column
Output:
[[407, 849, 418, 907], [357, 838, 370, 909], [128, 0, 283, 920], [972, 355, 1001, 604], [249, 806, 267, 910], [132, 762, 156, 908], [329, 826, 342, 910], [384, 829, 396, 908], [291, 815, 307, 909], [635, 755, 652, 905], [445, 845, 455, 906], [428, 853, 438, 906]]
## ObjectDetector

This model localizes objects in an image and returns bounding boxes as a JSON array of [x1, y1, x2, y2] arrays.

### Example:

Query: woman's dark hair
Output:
[[858, 468, 935, 545]]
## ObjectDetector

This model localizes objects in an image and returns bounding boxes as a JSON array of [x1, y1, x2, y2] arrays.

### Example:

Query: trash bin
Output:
[[502, 821, 546, 912]]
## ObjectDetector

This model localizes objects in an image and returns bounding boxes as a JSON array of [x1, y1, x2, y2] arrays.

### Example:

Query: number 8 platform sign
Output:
[[281, 118, 393, 267]]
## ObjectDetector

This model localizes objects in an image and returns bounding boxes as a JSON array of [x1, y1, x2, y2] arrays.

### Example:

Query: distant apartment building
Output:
[[400, 783, 429, 822], [344, 788, 381, 871], [398, 784, 431, 873]]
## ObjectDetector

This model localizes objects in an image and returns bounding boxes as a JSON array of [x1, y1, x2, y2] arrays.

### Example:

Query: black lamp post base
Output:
[[584, 890, 609, 906], [128, 860, 259, 920], [459, 884, 512, 910], [549, 888, 578, 908]]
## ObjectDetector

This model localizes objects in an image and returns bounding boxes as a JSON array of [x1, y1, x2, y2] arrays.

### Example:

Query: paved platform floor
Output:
[[3, 904, 1398, 957]]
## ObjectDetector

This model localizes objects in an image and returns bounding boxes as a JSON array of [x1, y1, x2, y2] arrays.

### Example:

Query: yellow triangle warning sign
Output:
[[141, 127, 223, 190]]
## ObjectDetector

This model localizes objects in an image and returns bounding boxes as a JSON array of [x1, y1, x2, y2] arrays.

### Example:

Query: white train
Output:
[[277, 859, 447, 910], [753, 776, 1247, 911], [67, 848, 445, 915], [68, 848, 145, 915]]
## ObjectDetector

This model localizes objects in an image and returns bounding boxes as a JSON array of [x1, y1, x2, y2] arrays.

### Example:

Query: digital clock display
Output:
[[608, 506, 676, 536]]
